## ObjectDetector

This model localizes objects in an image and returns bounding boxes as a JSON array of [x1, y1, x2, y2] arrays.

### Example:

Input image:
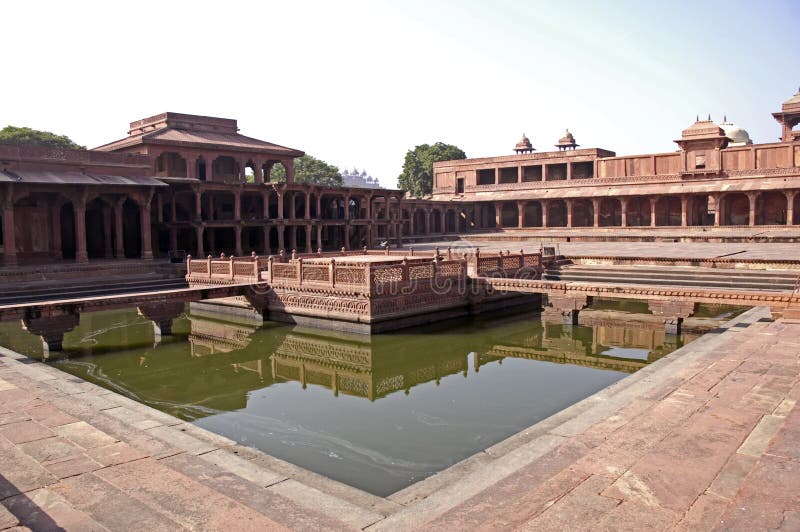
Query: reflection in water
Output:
[[0, 303, 699, 496]]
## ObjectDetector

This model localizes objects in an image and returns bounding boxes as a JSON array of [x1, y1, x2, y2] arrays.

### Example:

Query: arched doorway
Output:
[[625, 197, 650, 227], [655, 196, 682, 226], [598, 198, 622, 227], [122, 199, 142, 258], [721, 193, 749, 225], [60, 203, 76, 259], [523, 202, 542, 227], [572, 199, 593, 227], [500, 203, 518, 228], [756, 191, 787, 225], [547, 200, 567, 227]]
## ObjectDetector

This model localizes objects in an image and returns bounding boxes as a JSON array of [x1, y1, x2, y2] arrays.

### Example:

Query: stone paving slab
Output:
[[0, 305, 797, 530]]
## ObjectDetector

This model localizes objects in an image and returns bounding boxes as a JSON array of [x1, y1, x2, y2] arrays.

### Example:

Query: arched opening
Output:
[[500, 203, 518, 228], [155, 152, 187, 177], [413, 209, 426, 234], [211, 156, 238, 183], [655, 196, 681, 226], [445, 210, 457, 233], [572, 199, 593, 227], [431, 210, 442, 233], [196, 157, 208, 181], [85, 198, 107, 259], [598, 198, 622, 227], [625, 197, 650, 227], [241, 193, 264, 221], [523, 202, 542, 227], [60, 202, 76, 259], [690, 195, 713, 226], [309, 193, 319, 218], [756, 191, 786, 225], [268, 161, 287, 183], [547, 200, 567, 227], [122, 199, 142, 258], [244, 160, 257, 184], [177, 227, 197, 256], [721, 193, 749, 225]]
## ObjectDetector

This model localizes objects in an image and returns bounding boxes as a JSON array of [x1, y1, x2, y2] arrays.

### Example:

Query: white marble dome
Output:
[[720, 117, 753, 146]]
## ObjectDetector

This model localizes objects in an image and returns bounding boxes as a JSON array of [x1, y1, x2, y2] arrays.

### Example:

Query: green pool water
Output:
[[0, 303, 698, 496]]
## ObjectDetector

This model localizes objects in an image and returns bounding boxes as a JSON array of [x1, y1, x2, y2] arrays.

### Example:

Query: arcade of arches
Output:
[[484, 192, 800, 229]]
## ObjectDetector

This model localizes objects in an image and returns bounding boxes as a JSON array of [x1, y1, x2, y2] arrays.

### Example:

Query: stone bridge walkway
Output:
[[0, 307, 798, 530]]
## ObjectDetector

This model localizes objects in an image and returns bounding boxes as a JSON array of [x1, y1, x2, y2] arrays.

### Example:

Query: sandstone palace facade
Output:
[[2, 87, 800, 267], [433, 89, 800, 232]]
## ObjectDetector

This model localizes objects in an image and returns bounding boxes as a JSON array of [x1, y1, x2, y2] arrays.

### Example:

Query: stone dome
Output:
[[555, 129, 578, 150], [515, 133, 533, 152], [720, 117, 753, 146]]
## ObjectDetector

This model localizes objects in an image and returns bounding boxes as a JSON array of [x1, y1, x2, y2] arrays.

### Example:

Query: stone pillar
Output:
[[234, 190, 241, 221], [261, 191, 270, 220], [409, 209, 415, 235], [785, 190, 796, 225], [316, 194, 322, 220], [263, 225, 271, 253], [285, 159, 295, 183], [235, 225, 243, 256], [592, 198, 600, 228], [195, 226, 204, 257], [114, 201, 124, 258], [316, 224, 322, 250], [304, 192, 311, 220], [344, 194, 351, 220], [620, 198, 628, 228], [495, 203, 502, 228], [141, 200, 153, 260], [305, 225, 312, 253], [208, 228, 216, 255], [2, 199, 17, 266], [517, 201, 525, 228], [648, 300, 696, 336], [51, 203, 62, 260], [102, 204, 113, 258], [194, 189, 202, 221], [74, 199, 88, 263], [747, 192, 758, 226], [680, 195, 689, 227], [365, 194, 372, 220], [277, 192, 284, 220], [542, 200, 549, 228], [425, 210, 431, 234], [547, 295, 591, 326], [649, 197, 658, 227], [439, 210, 446, 234], [566, 199, 574, 228], [278, 226, 285, 251], [566, 162, 572, 180]]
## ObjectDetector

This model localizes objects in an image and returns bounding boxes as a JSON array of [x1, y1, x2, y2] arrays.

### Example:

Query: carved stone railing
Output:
[[474, 250, 542, 277], [185, 248, 468, 293]]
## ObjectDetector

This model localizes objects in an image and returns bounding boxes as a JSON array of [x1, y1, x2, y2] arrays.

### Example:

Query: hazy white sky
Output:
[[3, 0, 799, 187]]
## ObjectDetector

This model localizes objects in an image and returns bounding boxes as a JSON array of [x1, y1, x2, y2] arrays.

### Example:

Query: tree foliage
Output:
[[0, 126, 85, 150], [398, 142, 466, 197], [269, 154, 343, 187]]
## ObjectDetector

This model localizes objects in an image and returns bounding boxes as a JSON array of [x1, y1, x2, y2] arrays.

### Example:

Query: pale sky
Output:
[[3, 0, 799, 188]]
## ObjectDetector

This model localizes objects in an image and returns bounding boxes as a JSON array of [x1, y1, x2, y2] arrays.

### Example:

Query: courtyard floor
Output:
[[0, 304, 797, 530]]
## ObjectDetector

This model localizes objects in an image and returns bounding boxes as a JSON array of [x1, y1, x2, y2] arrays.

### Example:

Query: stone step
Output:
[[543, 269, 797, 285], [548, 264, 798, 280], [0, 278, 189, 305], [542, 272, 792, 291]]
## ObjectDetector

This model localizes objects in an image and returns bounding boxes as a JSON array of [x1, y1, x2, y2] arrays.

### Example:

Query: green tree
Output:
[[269, 154, 343, 186], [398, 142, 466, 197], [0, 125, 85, 150]]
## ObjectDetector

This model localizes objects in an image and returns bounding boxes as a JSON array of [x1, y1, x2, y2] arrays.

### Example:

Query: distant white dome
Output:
[[720, 117, 752, 146]]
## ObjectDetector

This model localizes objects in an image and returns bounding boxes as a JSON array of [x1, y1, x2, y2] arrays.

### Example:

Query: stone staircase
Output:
[[543, 259, 798, 292], [0, 276, 189, 306]]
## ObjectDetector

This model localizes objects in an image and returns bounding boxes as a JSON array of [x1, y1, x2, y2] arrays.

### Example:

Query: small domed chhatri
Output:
[[720, 116, 753, 147], [555, 129, 578, 150], [514, 133, 534, 154]]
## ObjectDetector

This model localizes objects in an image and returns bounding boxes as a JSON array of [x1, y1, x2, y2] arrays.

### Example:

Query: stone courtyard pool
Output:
[[0, 303, 698, 496]]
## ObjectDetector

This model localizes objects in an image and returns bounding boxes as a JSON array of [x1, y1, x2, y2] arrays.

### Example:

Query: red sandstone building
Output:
[[433, 88, 800, 231], [0, 113, 422, 266], [2, 88, 800, 267]]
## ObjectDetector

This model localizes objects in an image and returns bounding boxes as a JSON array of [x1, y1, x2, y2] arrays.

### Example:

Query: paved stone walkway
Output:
[[0, 307, 798, 530]]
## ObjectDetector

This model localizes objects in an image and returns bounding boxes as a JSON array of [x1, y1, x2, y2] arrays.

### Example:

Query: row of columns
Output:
[[497, 191, 799, 229], [2, 192, 153, 266]]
